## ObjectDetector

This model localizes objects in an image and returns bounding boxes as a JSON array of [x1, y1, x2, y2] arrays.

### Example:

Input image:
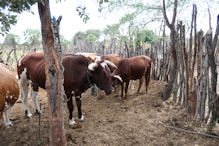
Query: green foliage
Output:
[[37, 140, 42, 145], [119, 13, 136, 25], [103, 24, 120, 37], [86, 29, 101, 38], [86, 34, 97, 43], [72, 31, 85, 45], [76, 6, 89, 23], [3, 33, 19, 46], [23, 29, 41, 47], [60, 35, 69, 47], [138, 29, 159, 43], [0, 0, 37, 35], [72, 29, 101, 45]]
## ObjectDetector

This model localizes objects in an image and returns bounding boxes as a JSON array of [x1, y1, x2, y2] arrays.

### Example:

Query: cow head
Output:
[[88, 61, 114, 95]]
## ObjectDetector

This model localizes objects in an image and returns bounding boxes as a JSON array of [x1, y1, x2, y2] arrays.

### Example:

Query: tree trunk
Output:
[[13, 47, 18, 64], [162, 28, 177, 100], [38, 0, 66, 145], [161, 0, 178, 100], [188, 4, 197, 115], [207, 14, 219, 132]]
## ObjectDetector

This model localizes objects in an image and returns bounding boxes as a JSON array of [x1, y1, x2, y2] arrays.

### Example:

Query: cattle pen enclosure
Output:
[[0, 77, 218, 146], [0, 0, 219, 145]]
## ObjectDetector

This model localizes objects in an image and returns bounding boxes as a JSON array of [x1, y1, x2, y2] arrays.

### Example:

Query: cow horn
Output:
[[88, 62, 98, 71], [103, 60, 117, 69], [113, 75, 123, 82]]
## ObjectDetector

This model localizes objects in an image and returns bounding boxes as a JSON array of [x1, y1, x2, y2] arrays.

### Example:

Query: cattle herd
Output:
[[0, 52, 152, 127]]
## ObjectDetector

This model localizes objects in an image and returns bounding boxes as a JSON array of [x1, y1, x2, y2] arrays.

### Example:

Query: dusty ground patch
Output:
[[0, 80, 218, 146]]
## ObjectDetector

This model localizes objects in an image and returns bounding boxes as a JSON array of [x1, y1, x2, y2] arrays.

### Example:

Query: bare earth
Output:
[[0, 80, 218, 146]]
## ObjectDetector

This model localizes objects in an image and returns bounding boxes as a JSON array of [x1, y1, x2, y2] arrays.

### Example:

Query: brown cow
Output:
[[129, 56, 152, 91], [0, 63, 19, 127], [75, 52, 99, 62], [95, 54, 122, 97], [17, 52, 115, 125], [75, 53, 120, 98], [95, 54, 121, 72], [112, 55, 151, 100]]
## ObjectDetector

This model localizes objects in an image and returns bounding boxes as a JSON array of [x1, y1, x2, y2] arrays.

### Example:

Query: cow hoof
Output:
[[97, 96, 104, 100], [25, 112, 32, 118], [5, 121, 13, 127], [70, 123, 82, 129], [69, 119, 76, 125], [36, 109, 42, 114], [79, 115, 85, 122]]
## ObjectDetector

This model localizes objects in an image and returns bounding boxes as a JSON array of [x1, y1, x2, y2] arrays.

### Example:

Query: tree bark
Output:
[[161, 0, 178, 100], [207, 14, 219, 132], [38, 0, 66, 145], [188, 4, 197, 115]]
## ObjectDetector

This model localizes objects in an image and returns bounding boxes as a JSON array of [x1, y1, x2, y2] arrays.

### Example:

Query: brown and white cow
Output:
[[112, 55, 151, 100], [0, 63, 19, 127], [17, 52, 115, 125]]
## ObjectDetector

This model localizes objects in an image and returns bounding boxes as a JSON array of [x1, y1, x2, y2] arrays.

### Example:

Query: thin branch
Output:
[[159, 121, 219, 139], [171, 0, 178, 25], [139, 17, 163, 27], [162, 0, 171, 28], [208, 8, 212, 30]]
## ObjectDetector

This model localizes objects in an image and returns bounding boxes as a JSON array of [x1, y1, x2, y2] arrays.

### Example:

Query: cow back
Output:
[[101, 54, 121, 72], [0, 63, 19, 113], [75, 52, 99, 62], [62, 55, 89, 94], [17, 52, 46, 89], [115, 56, 148, 81], [101, 54, 121, 66]]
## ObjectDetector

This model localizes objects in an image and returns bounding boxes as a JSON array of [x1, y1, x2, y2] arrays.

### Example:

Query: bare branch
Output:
[[171, 0, 178, 26], [162, 0, 171, 28], [159, 121, 219, 139]]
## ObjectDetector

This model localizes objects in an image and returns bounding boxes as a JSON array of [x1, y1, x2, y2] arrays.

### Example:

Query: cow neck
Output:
[[86, 72, 94, 87]]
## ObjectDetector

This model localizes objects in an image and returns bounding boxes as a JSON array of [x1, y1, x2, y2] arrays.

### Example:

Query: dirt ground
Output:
[[0, 80, 219, 146]]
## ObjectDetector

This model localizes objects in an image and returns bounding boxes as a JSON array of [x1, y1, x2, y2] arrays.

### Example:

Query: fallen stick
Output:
[[159, 121, 219, 139]]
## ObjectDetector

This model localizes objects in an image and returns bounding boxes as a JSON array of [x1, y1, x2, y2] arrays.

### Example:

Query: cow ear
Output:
[[87, 70, 92, 76]]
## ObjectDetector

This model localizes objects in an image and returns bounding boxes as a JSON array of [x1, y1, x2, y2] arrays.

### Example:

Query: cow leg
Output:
[[124, 81, 130, 99], [75, 95, 84, 122], [114, 84, 119, 93], [129, 80, 135, 90], [19, 81, 32, 118], [0, 112, 3, 128], [18, 68, 32, 118], [67, 95, 76, 125], [97, 88, 104, 99], [145, 74, 148, 93], [31, 83, 41, 114], [3, 111, 12, 126], [137, 77, 143, 93], [121, 83, 124, 100], [145, 65, 151, 93]]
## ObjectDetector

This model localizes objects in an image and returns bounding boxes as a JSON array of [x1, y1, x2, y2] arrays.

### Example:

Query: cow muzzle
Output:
[[105, 87, 113, 95]]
